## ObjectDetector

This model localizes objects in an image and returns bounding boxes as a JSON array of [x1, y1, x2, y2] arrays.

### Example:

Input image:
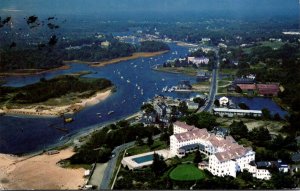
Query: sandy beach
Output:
[[64, 50, 169, 67], [2, 89, 112, 117], [0, 148, 85, 190]]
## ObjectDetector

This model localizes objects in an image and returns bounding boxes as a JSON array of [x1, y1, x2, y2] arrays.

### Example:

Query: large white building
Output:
[[187, 57, 209, 67], [170, 121, 271, 180]]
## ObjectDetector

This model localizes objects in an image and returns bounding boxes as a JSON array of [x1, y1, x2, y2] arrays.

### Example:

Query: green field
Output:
[[169, 164, 206, 181], [126, 140, 168, 156]]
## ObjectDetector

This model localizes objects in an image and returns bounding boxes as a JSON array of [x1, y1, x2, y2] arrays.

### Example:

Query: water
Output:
[[0, 43, 196, 154], [132, 154, 154, 164], [216, 96, 288, 118]]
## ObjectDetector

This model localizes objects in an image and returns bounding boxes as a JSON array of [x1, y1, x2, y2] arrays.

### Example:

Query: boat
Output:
[[162, 78, 165, 81], [98, 115, 102, 118], [96, 113, 101, 115], [127, 80, 130, 83], [108, 111, 114, 115], [121, 76, 124, 79], [64, 118, 73, 123], [122, 100, 126, 104], [134, 65, 137, 68]]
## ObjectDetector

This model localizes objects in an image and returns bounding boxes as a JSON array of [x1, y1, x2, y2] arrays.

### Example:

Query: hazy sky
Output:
[[0, 0, 298, 20]]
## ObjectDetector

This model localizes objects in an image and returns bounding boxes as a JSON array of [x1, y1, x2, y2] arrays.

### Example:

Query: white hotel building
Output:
[[170, 121, 271, 179]]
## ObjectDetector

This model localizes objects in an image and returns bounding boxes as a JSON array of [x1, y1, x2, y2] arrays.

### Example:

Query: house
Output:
[[100, 40, 110, 47], [177, 80, 192, 90], [170, 121, 270, 179], [237, 84, 257, 95], [232, 78, 255, 86], [213, 108, 262, 118], [256, 83, 280, 96], [186, 100, 199, 110], [219, 96, 229, 106], [188, 57, 209, 67], [196, 71, 210, 82], [141, 112, 157, 124], [211, 127, 229, 138], [198, 161, 209, 170], [274, 160, 289, 173]]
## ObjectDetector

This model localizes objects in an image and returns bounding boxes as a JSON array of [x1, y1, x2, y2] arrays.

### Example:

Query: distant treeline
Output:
[[0, 75, 112, 104], [0, 40, 169, 72]]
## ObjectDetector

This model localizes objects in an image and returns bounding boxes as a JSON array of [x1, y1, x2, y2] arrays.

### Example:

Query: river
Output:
[[0, 43, 199, 154]]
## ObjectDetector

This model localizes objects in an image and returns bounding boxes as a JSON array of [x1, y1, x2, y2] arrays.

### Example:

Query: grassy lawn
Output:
[[126, 140, 168, 156], [219, 68, 238, 75], [218, 80, 231, 87], [169, 164, 206, 181], [155, 67, 199, 76], [216, 117, 288, 135], [260, 41, 285, 49]]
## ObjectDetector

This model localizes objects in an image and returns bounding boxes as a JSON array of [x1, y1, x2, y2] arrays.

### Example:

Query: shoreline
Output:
[[0, 147, 85, 190], [0, 65, 71, 77], [64, 50, 169, 67], [2, 88, 113, 117]]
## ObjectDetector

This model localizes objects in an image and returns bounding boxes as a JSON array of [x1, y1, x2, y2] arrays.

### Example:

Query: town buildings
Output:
[[169, 121, 271, 180]]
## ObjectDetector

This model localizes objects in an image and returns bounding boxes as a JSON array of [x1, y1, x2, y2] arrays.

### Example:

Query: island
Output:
[[0, 75, 113, 116]]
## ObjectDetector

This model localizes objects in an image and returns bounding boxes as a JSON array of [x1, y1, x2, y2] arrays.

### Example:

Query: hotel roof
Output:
[[173, 121, 196, 131]]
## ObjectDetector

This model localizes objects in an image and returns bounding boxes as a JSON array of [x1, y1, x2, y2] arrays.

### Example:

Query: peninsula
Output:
[[0, 75, 113, 117]]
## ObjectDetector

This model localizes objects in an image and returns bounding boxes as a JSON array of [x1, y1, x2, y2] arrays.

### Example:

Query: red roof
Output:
[[174, 121, 196, 131], [237, 84, 256, 90], [257, 83, 280, 95]]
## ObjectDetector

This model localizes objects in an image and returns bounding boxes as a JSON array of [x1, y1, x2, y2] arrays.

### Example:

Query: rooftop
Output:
[[213, 108, 262, 114]]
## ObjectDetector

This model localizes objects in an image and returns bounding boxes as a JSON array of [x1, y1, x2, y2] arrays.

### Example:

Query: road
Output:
[[199, 48, 219, 112], [99, 134, 160, 189]]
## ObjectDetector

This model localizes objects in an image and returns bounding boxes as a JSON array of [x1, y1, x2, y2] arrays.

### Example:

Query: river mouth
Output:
[[0, 43, 200, 155]]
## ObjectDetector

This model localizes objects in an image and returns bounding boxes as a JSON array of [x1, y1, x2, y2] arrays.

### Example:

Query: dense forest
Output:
[[0, 75, 112, 104], [139, 40, 170, 52]]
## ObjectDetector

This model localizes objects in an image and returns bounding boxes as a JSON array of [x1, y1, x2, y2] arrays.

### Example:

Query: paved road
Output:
[[199, 48, 219, 112], [100, 134, 160, 189]]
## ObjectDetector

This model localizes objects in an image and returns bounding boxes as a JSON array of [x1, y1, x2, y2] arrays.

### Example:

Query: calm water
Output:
[[216, 96, 288, 117], [132, 154, 154, 164], [0, 43, 198, 154]]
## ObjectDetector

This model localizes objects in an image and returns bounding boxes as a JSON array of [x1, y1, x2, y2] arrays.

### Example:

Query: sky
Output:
[[0, 0, 299, 20]]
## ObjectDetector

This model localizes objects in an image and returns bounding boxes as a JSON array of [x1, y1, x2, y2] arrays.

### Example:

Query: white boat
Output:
[[134, 65, 137, 68], [162, 78, 165, 81], [121, 76, 124, 79], [122, 100, 126, 104], [127, 80, 130, 83], [108, 111, 114, 115], [96, 113, 101, 115]]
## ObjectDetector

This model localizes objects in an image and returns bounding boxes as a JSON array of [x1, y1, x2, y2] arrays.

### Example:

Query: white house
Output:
[[219, 96, 229, 106], [170, 121, 271, 180], [188, 57, 209, 67]]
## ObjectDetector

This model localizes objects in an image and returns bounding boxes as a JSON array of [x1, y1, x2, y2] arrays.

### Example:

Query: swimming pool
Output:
[[132, 154, 154, 164]]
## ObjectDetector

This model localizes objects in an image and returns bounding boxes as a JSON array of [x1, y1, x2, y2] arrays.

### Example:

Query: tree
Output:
[[229, 121, 248, 140], [193, 97, 206, 108], [193, 150, 202, 164], [151, 153, 167, 176], [271, 171, 296, 189], [141, 103, 155, 114], [262, 108, 271, 119], [273, 113, 281, 121], [178, 101, 188, 114], [238, 170, 253, 182], [238, 103, 249, 110], [214, 99, 220, 107], [147, 135, 154, 146], [249, 127, 271, 145], [136, 136, 144, 146]]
